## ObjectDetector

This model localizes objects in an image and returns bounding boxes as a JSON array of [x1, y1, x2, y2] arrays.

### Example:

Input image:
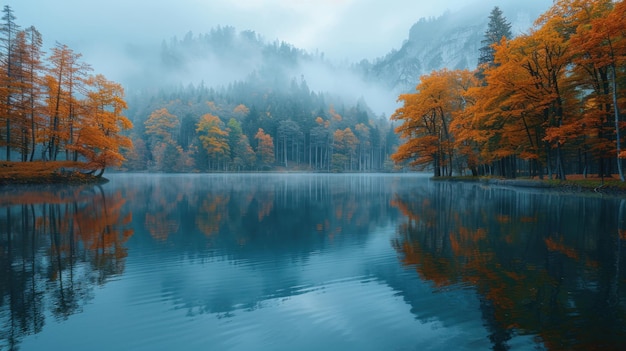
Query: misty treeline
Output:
[[0, 5, 132, 175], [393, 0, 626, 180], [124, 25, 399, 172]]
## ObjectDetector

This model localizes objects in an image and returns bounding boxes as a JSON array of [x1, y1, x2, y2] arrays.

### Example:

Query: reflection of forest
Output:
[[0, 186, 133, 351], [391, 182, 626, 350], [124, 174, 401, 257], [107, 174, 404, 315]]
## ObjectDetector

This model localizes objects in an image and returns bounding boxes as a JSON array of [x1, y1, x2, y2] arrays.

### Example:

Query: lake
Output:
[[1, 173, 625, 351]]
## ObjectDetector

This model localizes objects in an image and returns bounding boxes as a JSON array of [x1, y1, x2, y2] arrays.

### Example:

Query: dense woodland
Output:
[[2, 0, 626, 178], [393, 0, 626, 180], [124, 75, 398, 173], [0, 5, 132, 176], [122, 26, 399, 173], [0, 4, 399, 173]]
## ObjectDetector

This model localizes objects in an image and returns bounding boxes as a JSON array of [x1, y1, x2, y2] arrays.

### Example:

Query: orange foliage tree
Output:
[[144, 107, 182, 171], [72, 74, 133, 176], [392, 69, 477, 176], [394, 1, 626, 180], [11, 26, 45, 162], [566, 0, 626, 180], [0, 5, 132, 175], [254, 128, 275, 168], [196, 113, 229, 170], [44, 43, 92, 161]]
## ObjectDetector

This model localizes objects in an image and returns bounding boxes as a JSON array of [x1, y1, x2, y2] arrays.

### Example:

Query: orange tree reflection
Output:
[[391, 182, 626, 351], [0, 185, 133, 350]]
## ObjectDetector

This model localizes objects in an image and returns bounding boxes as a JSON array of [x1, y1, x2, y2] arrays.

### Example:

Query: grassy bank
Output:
[[433, 174, 626, 197], [0, 161, 107, 185]]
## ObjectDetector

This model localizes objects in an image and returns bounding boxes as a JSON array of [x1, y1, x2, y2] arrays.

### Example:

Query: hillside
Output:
[[359, 3, 549, 92]]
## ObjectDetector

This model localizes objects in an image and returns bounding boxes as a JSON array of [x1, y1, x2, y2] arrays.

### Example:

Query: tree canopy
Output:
[[393, 0, 626, 180], [0, 6, 132, 176]]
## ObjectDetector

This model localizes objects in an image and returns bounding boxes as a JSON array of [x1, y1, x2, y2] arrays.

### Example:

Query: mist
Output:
[[8, 0, 553, 117]]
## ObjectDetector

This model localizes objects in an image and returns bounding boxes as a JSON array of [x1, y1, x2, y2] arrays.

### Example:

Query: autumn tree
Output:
[[446, 71, 481, 175], [254, 128, 274, 168], [8, 29, 29, 160], [71, 74, 133, 176], [243, 106, 261, 148], [0, 7, 133, 175], [233, 103, 249, 116], [144, 107, 181, 171], [15, 26, 44, 161], [196, 113, 229, 170], [0, 5, 19, 160], [44, 43, 91, 161], [565, 0, 626, 180], [468, 10, 576, 180], [332, 127, 358, 171], [144, 108, 177, 145], [392, 69, 474, 176], [404, 0, 626, 180]]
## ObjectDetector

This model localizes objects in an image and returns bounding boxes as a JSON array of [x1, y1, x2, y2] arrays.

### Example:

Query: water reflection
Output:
[[0, 185, 133, 351], [122, 174, 400, 256], [113, 174, 403, 316], [392, 181, 626, 350], [3, 174, 626, 350]]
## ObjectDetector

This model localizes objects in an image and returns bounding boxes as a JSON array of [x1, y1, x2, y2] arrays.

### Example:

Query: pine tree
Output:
[[478, 7, 512, 69]]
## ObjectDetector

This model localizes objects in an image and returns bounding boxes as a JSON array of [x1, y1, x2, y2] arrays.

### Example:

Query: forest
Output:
[[393, 0, 626, 180], [122, 26, 399, 173], [124, 74, 398, 173], [0, 3, 398, 174], [2, 0, 625, 178]]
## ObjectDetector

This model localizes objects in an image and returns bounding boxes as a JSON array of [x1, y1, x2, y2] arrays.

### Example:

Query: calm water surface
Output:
[[1, 173, 625, 350]]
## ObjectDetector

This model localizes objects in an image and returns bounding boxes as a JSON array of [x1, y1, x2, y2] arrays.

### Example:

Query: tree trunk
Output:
[[611, 65, 624, 181], [556, 144, 566, 180]]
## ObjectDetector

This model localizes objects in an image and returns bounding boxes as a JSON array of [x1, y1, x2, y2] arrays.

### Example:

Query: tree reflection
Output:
[[133, 175, 398, 257], [122, 174, 401, 315], [392, 182, 626, 350], [0, 185, 133, 351]]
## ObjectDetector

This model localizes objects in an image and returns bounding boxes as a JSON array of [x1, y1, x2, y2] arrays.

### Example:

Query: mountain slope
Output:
[[360, 3, 549, 92]]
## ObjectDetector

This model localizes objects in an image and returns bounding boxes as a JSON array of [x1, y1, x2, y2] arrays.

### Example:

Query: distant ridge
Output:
[[356, 2, 549, 93]]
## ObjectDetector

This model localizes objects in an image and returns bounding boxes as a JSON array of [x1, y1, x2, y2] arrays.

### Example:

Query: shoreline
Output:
[[431, 176, 626, 197], [0, 161, 109, 186], [2, 166, 625, 198], [0, 173, 109, 186]]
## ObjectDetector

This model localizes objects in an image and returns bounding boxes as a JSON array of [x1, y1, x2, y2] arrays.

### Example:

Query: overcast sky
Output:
[[7, 1, 549, 67], [7, 0, 552, 114], [10, 0, 481, 58]]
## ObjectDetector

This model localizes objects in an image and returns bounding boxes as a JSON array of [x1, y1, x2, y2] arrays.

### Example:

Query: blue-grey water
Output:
[[1, 173, 625, 351]]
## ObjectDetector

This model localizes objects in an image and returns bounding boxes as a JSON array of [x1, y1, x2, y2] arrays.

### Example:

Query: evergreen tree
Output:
[[478, 7, 512, 70]]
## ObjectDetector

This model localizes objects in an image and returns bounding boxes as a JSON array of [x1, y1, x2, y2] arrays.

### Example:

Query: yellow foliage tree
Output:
[[196, 113, 229, 170], [254, 128, 274, 167]]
